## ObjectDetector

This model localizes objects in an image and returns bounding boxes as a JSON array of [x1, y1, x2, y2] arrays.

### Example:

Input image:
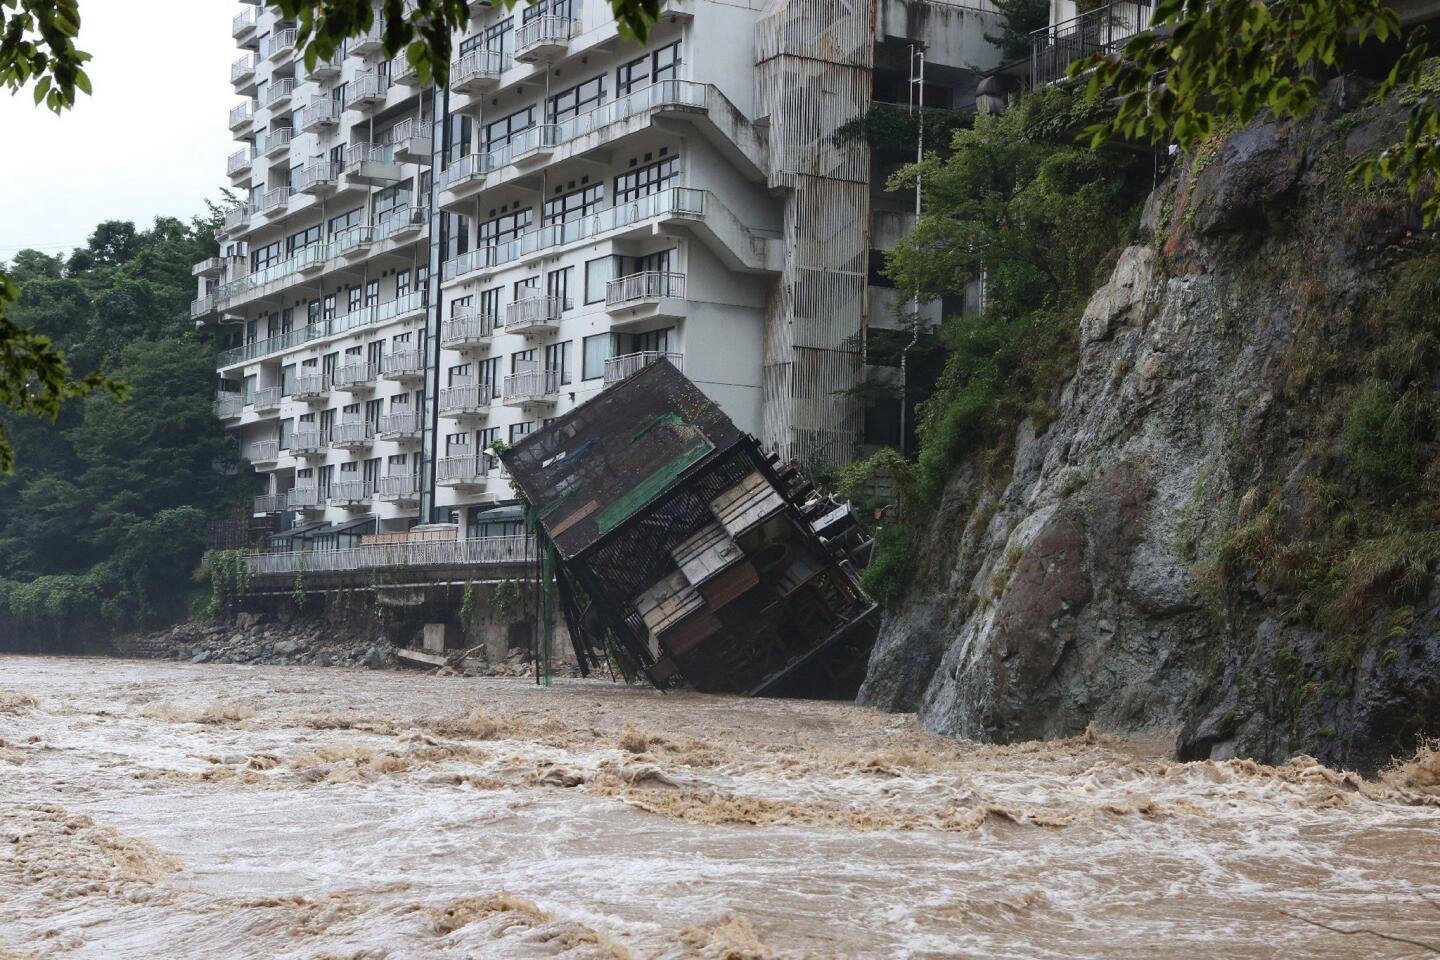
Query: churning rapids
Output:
[[1, 656, 1438, 959]]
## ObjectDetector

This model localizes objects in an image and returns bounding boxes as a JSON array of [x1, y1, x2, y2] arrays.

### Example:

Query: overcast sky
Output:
[[0, 2, 236, 262]]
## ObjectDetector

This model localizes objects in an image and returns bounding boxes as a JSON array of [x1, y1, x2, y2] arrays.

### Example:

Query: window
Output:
[[347, 287, 362, 314], [614, 153, 678, 204], [582, 333, 614, 380], [445, 432, 469, 455], [509, 421, 534, 443], [448, 362, 472, 385], [634, 248, 674, 274], [363, 457, 381, 485], [308, 300, 322, 325], [327, 207, 363, 235], [543, 182, 603, 225], [547, 75, 605, 124], [365, 279, 379, 307], [393, 331, 413, 347], [367, 339, 383, 367], [584, 255, 617, 304], [322, 352, 338, 386], [479, 208, 531, 246], [329, 142, 347, 167], [242, 374, 257, 403], [513, 277, 538, 301], [375, 181, 413, 220], [245, 319, 257, 344], [629, 326, 673, 353], [319, 408, 336, 443], [478, 357, 501, 397], [478, 286, 502, 318], [388, 453, 408, 472], [652, 41, 681, 83], [365, 399, 383, 428], [323, 294, 337, 320], [285, 225, 321, 257], [545, 340, 572, 385], [449, 295, 473, 317], [280, 307, 294, 334], [251, 239, 282, 271], [416, 265, 429, 303], [511, 348, 536, 374], [444, 114, 473, 164], [522, 0, 571, 22], [317, 464, 334, 499], [462, 18, 512, 59], [279, 418, 294, 449], [483, 105, 534, 151], [616, 54, 648, 97], [390, 393, 410, 410], [546, 267, 571, 309], [280, 363, 296, 396], [396, 270, 411, 299], [443, 212, 470, 260]]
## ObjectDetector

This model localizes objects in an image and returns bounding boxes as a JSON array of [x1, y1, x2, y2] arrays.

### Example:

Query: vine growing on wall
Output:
[[459, 581, 476, 629], [491, 579, 521, 624], [203, 550, 251, 622], [291, 555, 308, 613]]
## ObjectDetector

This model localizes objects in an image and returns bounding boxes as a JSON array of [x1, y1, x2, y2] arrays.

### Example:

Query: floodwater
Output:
[[1, 657, 1438, 960]]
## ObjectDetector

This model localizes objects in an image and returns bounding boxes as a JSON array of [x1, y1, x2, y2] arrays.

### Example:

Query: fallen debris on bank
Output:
[[500, 359, 878, 698]]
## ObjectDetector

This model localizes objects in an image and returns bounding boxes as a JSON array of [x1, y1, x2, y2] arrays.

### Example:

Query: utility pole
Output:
[[899, 44, 924, 458]]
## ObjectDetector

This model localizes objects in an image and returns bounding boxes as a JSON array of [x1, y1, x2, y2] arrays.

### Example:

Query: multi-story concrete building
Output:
[[197, 0, 1003, 576]]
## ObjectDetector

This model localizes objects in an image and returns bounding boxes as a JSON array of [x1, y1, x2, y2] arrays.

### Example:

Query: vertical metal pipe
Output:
[[419, 82, 446, 523]]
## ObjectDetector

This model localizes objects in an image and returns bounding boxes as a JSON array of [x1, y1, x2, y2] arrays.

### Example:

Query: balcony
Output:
[[243, 535, 533, 578], [292, 372, 327, 400], [436, 152, 493, 206], [262, 28, 297, 63], [514, 16, 574, 62], [604, 351, 683, 386], [375, 474, 419, 504], [329, 479, 374, 507], [251, 386, 282, 413], [231, 55, 257, 90], [232, 8, 257, 41], [389, 118, 432, 164], [265, 78, 296, 110], [437, 455, 494, 489], [228, 100, 256, 131], [502, 368, 560, 407], [294, 241, 328, 275], [260, 127, 294, 160], [604, 271, 688, 328], [344, 71, 389, 111], [258, 186, 294, 217], [380, 349, 425, 382], [438, 382, 493, 419], [492, 123, 558, 168], [290, 430, 325, 457], [193, 256, 227, 278], [330, 225, 374, 259], [298, 161, 342, 195], [344, 142, 400, 184], [350, 20, 384, 56], [375, 290, 428, 324], [221, 203, 251, 235], [309, 49, 344, 81], [331, 421, 374, 450], [376, 411, 421, 441], [247, 440, 280, 465], [287, 486, 322, 511], [440, 311, 499, 350], [302, 96, 341, 133], [333, 361, 379, 394], [214, 392, 244, 419], [1029, 2, 1152, 89], [191, 293, 218, 319], [375, 204, 427, 242], [450, 48, 505, 95], [390, 55, 420, 87], [503, 295, 566, 335], [253, 493, 286, 515], [227, 146, 255, 178]]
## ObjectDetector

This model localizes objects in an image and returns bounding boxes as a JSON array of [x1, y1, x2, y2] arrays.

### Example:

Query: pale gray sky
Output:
[[0, 2, 237, 261]]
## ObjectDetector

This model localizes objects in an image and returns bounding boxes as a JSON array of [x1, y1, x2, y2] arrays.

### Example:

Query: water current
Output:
[[1, 655, 1437, 959]]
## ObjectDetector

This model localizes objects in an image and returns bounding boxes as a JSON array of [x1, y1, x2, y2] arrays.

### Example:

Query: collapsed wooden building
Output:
[[500, 360, 878, 697]]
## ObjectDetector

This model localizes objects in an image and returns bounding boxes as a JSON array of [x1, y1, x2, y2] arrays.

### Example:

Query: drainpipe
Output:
[[899, 45, 923, 458]]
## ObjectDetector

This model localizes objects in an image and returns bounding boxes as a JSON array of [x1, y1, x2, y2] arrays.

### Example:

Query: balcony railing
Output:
[[450, 48, 507, 92], [260, 186, 294, 214], [247, 439, 280, 463], [350, 19, 384, 55], [253, 493, 286, 514], [260, 127, 294, 158], [377, 411, 422, 439], [244, 535, 533, 577], [329, 479, 374, 503], [262, 27, 297, 61], [491, 123, 558, 167], [265, 78, 296, 108], [293, 372, 326, 397], [331, 421, 374, 446], [302, 96, 341, 132], [216, 292, 428, 367], [604, 350, 683, 385], [555, 79, 706, 143], [232, 8, 257, 38], [309, 48, 344, 80], [251, 385, 282, 410], [437, 454, 499, 483], [287, 486, 320, 509], [298, 161, 341, 193], [334, 361, 378, 389], [437, 151, 494, 193], [514, 15, 573, 60], [331, 224, 375, 256], [290, 430, 324, 454], [214, 393, 244, 418], [606, 271, 686, 307], [228, 100, 256, 130], [380, 349, 425, 379], [438, 382, 493, 415], [191, 293, 218, 319], [1029, 1, 1152, 89], [231, 55, 257, 84], [222, 204, 251, 233], [503, 368, 561, 403], [345, 71, 389, 109], [440, 311, 500, 348], [504, 295, 567, 332], [375, 474, 419, 499], [375, 204, 427, 240]]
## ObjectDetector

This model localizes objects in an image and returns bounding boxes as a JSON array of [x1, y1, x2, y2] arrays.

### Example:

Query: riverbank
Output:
[[2, 656, 1438, 959]]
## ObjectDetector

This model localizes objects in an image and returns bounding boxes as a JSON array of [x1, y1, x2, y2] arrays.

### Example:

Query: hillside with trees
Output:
[[0, 215, 248, 648]]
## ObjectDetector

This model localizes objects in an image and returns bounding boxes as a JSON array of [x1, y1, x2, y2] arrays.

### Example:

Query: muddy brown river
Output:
[[1, 655, 1437, 959]]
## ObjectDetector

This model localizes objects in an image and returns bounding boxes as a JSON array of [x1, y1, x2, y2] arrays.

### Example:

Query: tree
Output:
[[984, 0, 1049, 63], [0, 0, 663, 472], [1077, 0, 1438, 221]]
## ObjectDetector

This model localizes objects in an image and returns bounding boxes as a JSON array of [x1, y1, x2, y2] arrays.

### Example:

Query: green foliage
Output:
[[491, 579, 522, 624], [292, 555, 308, 612], [203, 550, 252, 622], [1076, 0, 1439, 223], [836, 448, 908, 515], [860, 524, 918, 606], [832, 102, 972, 151], [459, 581, 476, 629], [984, 0, 1049, 62], [1343, 380, 1427, 488], [0, 0, 91, 113]]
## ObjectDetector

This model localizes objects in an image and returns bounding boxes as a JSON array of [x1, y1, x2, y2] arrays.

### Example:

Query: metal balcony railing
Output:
[[374, 204, 428, 240], [345, 71, 389, 108], [231, 55, 257, 83], [334, 361, 378, 389], [515, 15, 573, 58], [440, 312, 500, 347], [260, 127, 294, 157], [251, 386, 282, 409], [309, 48, 345, 79], [331, 224, 375, 255], [253, 493, 285, 514], [437, 151, 494, 192], [298, 161, 341, 192], [504, 295, 567, 330], [375, 474, 419, 499], [244, 535, 533, 576], [260, 186, 294, 213], [227, 148, 254, 176], [606, 271, 686, 306], [265, 78, 295, 108], [389, 117, 431, 145], [490, 123, 558, 167], [191, 293, 218, 318], [604, 351, 683, 385], [287, 486, 320, 509], [290, 430, 323, 454], [555, 79, 706, 143], [303, 96, 341, 131], [262, 27, 297, 61], [380, 349, 425, 379], [450, 48, 507, 91], [439, 382, 493, 414], [228, 100, 255, 129], [331, 421, 373, 445], [377, 411, 422, 439], [437, 454, 498, 483], [232, 8, 257, 37], [503, 368, 561, 402], [1029, 1, 1152, 89], [247, 439, 280, 462], [222, 204, 250, 233], [293, 372, 326, 397], [214, 393, 244, 418], [329, 479, 374, 502]]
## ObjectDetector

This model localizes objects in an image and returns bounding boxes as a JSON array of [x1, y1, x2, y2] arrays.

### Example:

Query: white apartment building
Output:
[[197, 0, 1002, 561]]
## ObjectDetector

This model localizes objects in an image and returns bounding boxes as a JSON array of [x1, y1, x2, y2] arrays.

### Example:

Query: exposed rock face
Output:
[[861, 87, 1440, 770]]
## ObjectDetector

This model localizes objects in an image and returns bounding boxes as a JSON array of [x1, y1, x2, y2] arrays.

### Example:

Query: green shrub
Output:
[[1343, 380, 1427, 488]]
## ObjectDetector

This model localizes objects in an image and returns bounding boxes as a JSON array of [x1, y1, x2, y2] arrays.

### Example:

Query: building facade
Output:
[[197, 0, 1002, 566]]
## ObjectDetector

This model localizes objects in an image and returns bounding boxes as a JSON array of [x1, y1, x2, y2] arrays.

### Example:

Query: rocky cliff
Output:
[[860, 82, 1440, 770]]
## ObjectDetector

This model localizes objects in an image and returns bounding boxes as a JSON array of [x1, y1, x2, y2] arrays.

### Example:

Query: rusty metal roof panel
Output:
[[500, 359, 745, 559]]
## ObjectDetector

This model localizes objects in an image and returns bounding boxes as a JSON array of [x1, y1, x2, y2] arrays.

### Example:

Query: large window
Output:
[[375, 180, 413, 220], [582, 333, 614, 380], [614, 153, 678, 204], [584, 255, 617, 304], [546, 267, 571, 309], [285, 224, 322, 255], [616, 41, 682, 96], [461, 18, 512, 58], [478, 208, 532, 246], [545, 340, 572, 385], [443, 212, 471, 260], [543, 182, 603, 225], [484, 105, 534, 151], [547, 75, 605, 124], [251, 239, 282, 271], [478, 357, 501, 397], [327, 207, 363, 234], [522, 0, 571, 21], [652, 41, 681, 83], [444, 114, 472, 164], [280, 363, 296, 396]]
